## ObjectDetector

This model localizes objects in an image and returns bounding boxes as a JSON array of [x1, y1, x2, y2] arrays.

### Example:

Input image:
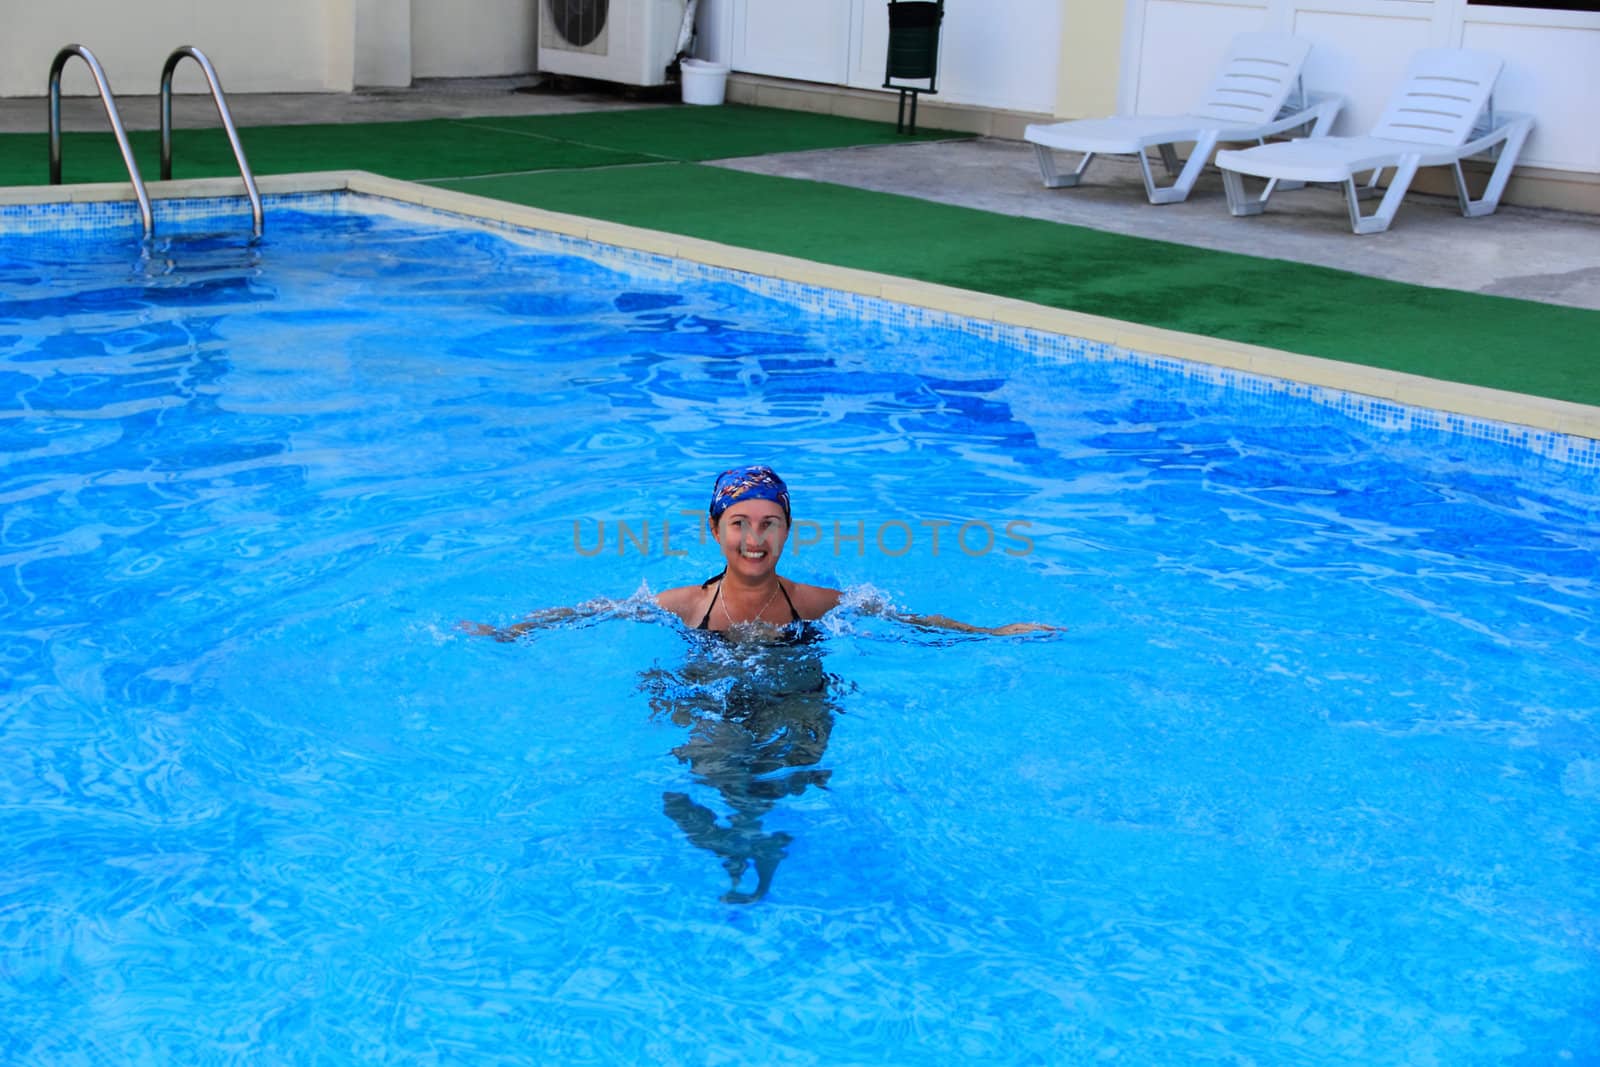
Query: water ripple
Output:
[[1, 207, 1596, 1064]]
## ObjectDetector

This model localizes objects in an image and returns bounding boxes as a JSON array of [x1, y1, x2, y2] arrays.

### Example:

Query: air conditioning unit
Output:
[[538, 0, 686, 88]]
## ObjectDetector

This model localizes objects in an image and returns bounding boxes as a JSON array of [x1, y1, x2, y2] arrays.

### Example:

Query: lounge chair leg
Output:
[[1220, 166, 1269, 216], [1033, 143, 1091, 189], [1140, 134, 1216, 205], [1454, 119, 1530, 217], [1341, 178, 1368, 230], [1341, 158, 1418, 234], [1304, 97, 1340, 139], [1450, 161, 1474, 216], [1156, 143, 1181, 178]]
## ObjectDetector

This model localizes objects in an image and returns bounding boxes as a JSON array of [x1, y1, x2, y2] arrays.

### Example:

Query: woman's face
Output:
[[714, 498, 789, 578]]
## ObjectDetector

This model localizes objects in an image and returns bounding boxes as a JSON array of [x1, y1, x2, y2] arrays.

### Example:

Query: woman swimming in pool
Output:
[[654, 465, 835, 632], [466, 465, 1052, 903], [470, 464, 1055, 639], [657, 464, 1052, 636]]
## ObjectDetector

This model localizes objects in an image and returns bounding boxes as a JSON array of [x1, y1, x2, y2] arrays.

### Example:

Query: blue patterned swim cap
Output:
[[710, 465, 791, 522]]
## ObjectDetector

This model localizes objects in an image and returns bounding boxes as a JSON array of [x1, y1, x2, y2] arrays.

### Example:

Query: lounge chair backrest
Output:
[[1189, 33, 1313, 125], [1370, 48, 1503, 147]]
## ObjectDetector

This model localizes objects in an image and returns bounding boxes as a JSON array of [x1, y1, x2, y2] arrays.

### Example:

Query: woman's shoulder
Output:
[[784, 579, 842, 620], [655, 581, 712, 617]]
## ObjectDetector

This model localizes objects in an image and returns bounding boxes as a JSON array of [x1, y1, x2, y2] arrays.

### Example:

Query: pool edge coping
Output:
[[8, 170, 1598, 443]]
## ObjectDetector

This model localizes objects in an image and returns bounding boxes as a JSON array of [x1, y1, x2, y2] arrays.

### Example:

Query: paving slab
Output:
[[714, 137, 1600, 311]]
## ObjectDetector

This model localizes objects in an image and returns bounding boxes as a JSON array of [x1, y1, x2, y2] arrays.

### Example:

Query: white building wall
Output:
[[1, 0, 356, 97], [356, 0, 414, 88], [698, 0, 1062, 114], [0, 0, 541, 98], [412, 0, 540, 79]]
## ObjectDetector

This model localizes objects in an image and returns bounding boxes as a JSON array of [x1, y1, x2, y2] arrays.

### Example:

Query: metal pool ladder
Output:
[[160, 46, 263, 239], [48, 44, 154, 236], [47, 44, 264, 240]]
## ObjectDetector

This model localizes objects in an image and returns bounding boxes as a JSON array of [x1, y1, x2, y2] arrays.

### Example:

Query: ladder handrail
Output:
[[160, 46, 263, 239], [48, 44, 154, 237]]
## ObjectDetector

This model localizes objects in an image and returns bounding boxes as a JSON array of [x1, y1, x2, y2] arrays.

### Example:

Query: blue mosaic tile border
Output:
[[0, 197, 144, 235], [0, 193, 343, 237], [5, 190, 1597, 472]]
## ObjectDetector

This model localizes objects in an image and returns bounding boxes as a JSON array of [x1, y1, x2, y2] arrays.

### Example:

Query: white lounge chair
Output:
[[1023, 32, 1341, 205], [1214, 48, 1533, 234]]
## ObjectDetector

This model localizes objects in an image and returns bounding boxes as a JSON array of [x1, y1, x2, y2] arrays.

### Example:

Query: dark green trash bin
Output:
[[883, 0, 944, 133]]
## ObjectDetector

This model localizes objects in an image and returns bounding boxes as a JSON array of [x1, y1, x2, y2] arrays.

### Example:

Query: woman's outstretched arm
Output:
[[897, 613, 1060, 636], [458, 605, 591, 642], [459, 592, 666, 642]]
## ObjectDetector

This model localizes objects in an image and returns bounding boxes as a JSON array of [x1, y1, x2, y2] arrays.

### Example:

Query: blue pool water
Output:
[[2, 197, 1598, 1064]]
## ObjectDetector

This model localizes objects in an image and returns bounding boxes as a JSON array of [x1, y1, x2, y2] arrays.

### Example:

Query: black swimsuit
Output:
[[696, 571, 802, 630]]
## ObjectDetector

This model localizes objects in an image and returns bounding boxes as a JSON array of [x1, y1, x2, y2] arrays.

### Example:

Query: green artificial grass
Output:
[[0, 104, 965, 186], [458, 106, 966, 161], [434, 163, 1600, 407], [0, 120, 651, 187]]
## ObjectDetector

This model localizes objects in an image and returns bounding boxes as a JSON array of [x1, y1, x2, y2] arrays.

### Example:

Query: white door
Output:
[[710, 0, 1061, 115], [729, 0, 857, 84]]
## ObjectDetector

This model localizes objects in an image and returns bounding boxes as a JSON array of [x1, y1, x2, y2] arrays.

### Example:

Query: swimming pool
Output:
[[3, 193, 1598, 1063]]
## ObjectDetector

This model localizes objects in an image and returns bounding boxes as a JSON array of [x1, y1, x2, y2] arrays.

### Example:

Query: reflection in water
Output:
[[640, 624, 844, 904]]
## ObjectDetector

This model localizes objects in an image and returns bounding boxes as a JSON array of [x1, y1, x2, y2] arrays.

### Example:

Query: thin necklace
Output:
[[722, 578, 782, 627]]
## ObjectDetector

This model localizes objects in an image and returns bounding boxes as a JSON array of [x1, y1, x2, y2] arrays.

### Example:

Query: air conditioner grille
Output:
[[546, 0, 610, 53]]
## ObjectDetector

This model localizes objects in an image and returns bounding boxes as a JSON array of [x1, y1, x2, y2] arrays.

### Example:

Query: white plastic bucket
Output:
[[680, 59, 730, 106]]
